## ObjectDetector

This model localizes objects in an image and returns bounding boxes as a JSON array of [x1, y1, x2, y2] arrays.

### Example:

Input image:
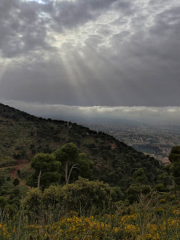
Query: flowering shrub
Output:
[[1, 211, 180, 240], [0, 223, 11, 239]]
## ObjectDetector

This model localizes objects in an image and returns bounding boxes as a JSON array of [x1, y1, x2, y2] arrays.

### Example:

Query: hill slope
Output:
[[0, 103, 162, 189]]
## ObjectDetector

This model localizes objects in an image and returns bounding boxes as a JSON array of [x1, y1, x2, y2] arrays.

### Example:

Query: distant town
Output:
[[80, 123, 180, 165]]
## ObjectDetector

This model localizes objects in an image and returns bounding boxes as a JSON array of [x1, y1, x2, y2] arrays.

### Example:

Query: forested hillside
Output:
[[0, 103, 162, 190], [0, 103, 162, 189]]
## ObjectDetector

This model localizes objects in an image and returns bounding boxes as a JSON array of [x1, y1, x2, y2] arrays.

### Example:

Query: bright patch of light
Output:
[[24, 0, 45, 4]]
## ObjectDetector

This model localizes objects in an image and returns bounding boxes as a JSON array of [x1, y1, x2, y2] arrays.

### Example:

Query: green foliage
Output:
[[133, 168, 147, 184], [60, 177, 112, 215], [13, 178, 20, 186], [55, 143, 79, 164], [127, 183, 150, 203], [0, 103, 162, 191], [0, 196, 7, 222], [76, 153, 93, 179], [22, 188, 43, 220], [31, 153, 61, 172], [24, 178, 114, 217], [111, 186, 125, 202], [0, 196, 7, 209], [169, 146, 180, 188], [0, 176, 5, 186], [27, 153, 61, 189], [169, 146, 180, 163], [28, 143, 93, 188], [3, 191, 180, 239], [54, 143, 93, 184], [154, 183, 168, 192]]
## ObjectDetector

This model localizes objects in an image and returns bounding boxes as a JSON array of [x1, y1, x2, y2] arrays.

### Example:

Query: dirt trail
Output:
[[109, 142, 117, 150], [0, 161, 31, 189]]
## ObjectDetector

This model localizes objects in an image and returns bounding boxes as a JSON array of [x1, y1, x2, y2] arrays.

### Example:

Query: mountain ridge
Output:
[[0, 103, 162, 190]]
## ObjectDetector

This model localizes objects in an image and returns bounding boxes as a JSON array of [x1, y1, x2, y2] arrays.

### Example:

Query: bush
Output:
[[24, 178, 113, 218], [13, 178, 20, 186]]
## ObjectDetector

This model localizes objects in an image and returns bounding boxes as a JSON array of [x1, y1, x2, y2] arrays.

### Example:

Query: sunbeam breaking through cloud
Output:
[[0, 0, 180, 123]]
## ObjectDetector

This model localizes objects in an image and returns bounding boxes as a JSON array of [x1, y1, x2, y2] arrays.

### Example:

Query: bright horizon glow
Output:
[[25, 0, 44, 4], [1, 99, 180, 126]]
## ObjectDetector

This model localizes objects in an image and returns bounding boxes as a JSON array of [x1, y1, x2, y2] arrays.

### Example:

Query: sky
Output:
[[0, 0, 180, 125]]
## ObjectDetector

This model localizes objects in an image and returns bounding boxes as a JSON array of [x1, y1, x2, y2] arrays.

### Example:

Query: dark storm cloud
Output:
[[49, 0, 119, 30], [0, 0, 49, 57], [128, 5, 180, 63], [0, 0, 123, 57], [0, 0, 180, 121]]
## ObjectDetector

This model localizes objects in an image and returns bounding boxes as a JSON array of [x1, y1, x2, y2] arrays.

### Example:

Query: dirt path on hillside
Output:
[[109, 142, 117, 150], [0, 161, 31, 189]]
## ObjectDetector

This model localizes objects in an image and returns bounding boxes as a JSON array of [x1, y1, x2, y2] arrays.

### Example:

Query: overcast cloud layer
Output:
[[2, 99, 180, 126], [0, 0, 180, 123]]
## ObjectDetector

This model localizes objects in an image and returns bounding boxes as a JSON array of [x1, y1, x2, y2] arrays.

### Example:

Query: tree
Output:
[[133, 168, 147, 184], [0, 196, 7, 222], [28, 143, 93, 188], [13, 178, 20, 186], [78, 153, 93, 179], [169, 146, 180, 188], [127, 168, 150, 203], [169, 146, 180, 163], [27, 153, 61, 189], [54, 143, 93, 184], [0, 176, 5, 186], [23, 188, 43, 222], [127, 184, 150, 203]]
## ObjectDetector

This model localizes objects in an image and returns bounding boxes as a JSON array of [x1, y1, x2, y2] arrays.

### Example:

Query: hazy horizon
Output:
[[1, 100, 180, 126]]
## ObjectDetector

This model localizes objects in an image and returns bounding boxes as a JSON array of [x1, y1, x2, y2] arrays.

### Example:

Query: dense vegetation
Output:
[[0, 103, 162, 190], [1, 103, 180, 239], [1, 188, 180, 239]]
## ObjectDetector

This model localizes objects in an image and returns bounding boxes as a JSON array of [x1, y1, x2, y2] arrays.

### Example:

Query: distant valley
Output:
[[79, 123, 180, 165]]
